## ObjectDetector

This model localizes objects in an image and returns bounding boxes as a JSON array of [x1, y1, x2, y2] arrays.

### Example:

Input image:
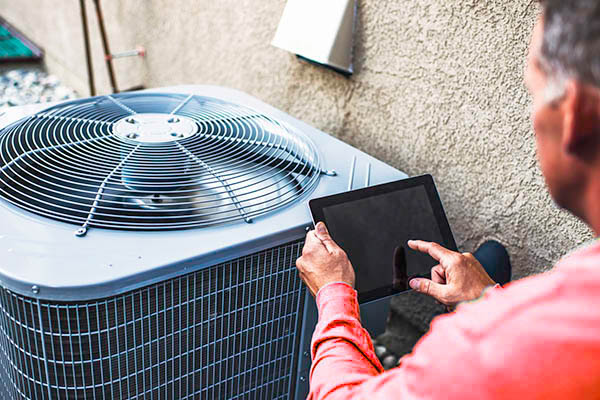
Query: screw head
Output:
[[303, 351, 309, 357], [299, 376, 306, 382], [31, 285, 39, 294]]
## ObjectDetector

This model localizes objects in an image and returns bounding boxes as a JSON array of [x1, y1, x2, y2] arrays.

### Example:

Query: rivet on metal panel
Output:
[[31, 285, 39, 294], [303, 351, 309, 357], [300, 376, 306, 382]]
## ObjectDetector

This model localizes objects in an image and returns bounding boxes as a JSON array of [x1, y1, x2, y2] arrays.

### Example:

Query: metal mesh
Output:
[[0, 240, 306, 399], [0, 93, 321, 233]]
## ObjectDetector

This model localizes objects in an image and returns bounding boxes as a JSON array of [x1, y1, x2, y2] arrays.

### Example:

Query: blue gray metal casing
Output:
[[0, 85, 408, 302]]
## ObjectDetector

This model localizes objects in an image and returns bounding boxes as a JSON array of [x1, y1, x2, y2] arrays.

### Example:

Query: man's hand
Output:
[[408, 240, 496, 309], [296, 222, 355, 297]]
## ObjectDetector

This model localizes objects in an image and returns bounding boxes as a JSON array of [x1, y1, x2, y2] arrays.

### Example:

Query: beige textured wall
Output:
[[1, 0, 593, 279]]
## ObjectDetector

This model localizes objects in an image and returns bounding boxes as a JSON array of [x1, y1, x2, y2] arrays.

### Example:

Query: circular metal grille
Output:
[[0, 93, 322, 233]]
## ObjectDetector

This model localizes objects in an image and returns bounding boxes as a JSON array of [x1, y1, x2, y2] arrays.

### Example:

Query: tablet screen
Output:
[[310, 175, 456, 303]]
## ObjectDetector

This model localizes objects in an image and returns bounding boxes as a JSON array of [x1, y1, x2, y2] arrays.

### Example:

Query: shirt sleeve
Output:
[[307, 282, 504, 400], [308, 283, 384, 399]]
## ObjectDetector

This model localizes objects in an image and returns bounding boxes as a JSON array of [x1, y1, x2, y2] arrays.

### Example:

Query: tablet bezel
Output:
[[308, 174, 457, 303]]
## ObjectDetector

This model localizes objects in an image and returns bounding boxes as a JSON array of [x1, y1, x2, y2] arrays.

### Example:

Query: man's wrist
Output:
[[315, 282, 359, 322], [316, 281, 353, 298]]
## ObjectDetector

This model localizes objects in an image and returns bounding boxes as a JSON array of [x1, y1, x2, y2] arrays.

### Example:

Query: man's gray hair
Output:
[[539, 0, 600, 102]]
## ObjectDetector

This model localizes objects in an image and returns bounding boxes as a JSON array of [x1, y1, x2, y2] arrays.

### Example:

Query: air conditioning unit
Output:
[[0, 85, 407, 399]]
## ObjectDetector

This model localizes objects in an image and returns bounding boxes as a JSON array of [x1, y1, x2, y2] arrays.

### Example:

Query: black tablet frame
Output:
[[309, 174, 457, 303]]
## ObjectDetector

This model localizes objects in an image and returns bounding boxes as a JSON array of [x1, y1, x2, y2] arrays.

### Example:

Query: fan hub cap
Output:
[[113, 113, 199, 143]]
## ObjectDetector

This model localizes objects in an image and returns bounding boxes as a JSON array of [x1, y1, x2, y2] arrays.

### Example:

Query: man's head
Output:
[[526, 0, 600, 226]]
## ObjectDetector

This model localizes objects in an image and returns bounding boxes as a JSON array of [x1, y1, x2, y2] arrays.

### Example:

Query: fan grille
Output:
[[0, 93, 322, 232]]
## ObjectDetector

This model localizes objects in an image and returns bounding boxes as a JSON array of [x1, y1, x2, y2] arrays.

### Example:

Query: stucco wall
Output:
[[1, 2, 592, 277]]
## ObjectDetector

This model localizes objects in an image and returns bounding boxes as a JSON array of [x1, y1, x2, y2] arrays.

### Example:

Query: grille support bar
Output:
[[76, 144, 141, 236], [170, 94, 194, 115], [107, 94, 136, 114], [176, 142, 252, 223]]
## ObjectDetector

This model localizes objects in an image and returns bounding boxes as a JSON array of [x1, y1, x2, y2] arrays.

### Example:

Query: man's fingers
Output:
[[407, 240, 455, 262], [431, 264, 446, 284], [409, 278, 447, 303], [314, 222, 340, 253], [303, 230, 325, 252]]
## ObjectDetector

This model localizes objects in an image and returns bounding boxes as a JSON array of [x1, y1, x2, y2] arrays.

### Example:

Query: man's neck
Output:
[[581, 172, 600, 236]]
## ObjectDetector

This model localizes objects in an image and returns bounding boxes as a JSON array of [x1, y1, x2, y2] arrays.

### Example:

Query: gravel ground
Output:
[[0, 67, 77, 110]]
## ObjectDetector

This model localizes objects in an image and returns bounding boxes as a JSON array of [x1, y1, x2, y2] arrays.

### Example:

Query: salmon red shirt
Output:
[[308, 241, 600, 399]]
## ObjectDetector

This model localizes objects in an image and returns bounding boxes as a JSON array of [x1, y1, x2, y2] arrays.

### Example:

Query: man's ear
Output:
[[562, 80, 600, 155]]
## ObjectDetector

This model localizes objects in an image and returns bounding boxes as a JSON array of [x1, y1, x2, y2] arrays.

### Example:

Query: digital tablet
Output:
[[309, 174, 457, 303]]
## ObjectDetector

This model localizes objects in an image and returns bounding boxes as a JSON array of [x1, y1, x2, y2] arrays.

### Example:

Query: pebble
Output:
[[373, 338, 401, 370], [374, 345, 387, 358], [382, 354, 399, 370], [0, 68, 77, 110]]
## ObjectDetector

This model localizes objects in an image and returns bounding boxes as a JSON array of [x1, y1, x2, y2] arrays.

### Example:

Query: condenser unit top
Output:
[[0, 85, 407, 300], [0, 92, 321, 232]]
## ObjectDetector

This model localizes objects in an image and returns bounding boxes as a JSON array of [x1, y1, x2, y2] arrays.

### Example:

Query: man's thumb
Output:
[[409, 278, 446, 302], [315, 222, 337, 252]]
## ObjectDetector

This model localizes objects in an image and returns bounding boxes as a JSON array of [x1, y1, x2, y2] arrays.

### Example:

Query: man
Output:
[[295, 1, 600, 398]]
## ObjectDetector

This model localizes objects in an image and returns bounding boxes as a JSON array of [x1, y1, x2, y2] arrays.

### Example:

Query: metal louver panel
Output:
[[0, 240, 306, 399], [0, 93, 321, 234]]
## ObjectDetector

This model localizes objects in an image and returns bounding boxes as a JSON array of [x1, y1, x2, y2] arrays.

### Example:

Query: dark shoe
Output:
[[473, 240, 512, 285]]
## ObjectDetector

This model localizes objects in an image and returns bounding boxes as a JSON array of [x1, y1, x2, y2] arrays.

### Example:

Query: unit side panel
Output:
[[0, 239, 307, 399]]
